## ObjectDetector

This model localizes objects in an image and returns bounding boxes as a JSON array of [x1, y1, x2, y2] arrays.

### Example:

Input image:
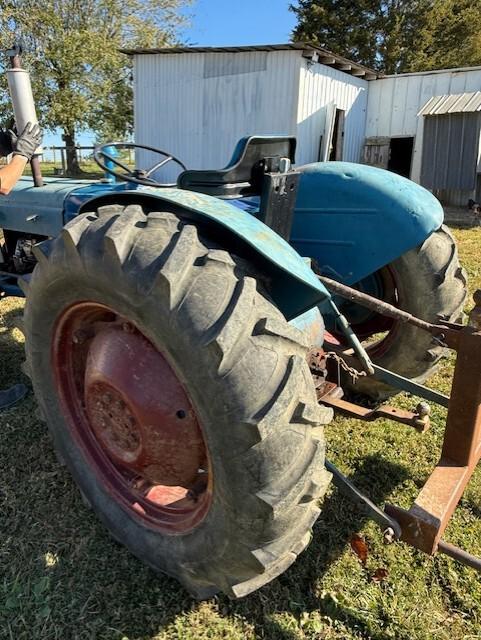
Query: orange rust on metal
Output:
[[320, 393, 430, 432], [385, 291, 481, 555], [309, 346, 429, 431], [85, 327, 206, 487]]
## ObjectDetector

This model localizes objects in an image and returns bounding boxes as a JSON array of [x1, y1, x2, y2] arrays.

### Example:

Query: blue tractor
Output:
[[2, 134, 473, 596]]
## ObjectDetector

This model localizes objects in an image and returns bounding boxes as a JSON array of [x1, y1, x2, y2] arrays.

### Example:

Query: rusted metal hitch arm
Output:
[[318, 276, 481, 572], [385, 294, 481, 564], [321, 392, 431, 432]]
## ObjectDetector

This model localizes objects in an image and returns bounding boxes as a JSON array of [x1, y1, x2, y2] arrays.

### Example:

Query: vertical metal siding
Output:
[[134, 51, 300, 181], [296, 62, 368, 165], [366, 68, 481, 203], [420, 113, 481, 190], [366, 69, 481, 138]]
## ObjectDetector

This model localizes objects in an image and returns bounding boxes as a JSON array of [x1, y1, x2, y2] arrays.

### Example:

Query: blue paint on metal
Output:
[[0, 177, 127, 236], [291, 162, 444, 285], [0, 177, 330, 317], [79, 186, 331, 319], [64, 180, 130, 224], [0, 159, 444, 322], [289, 306, 324, 348], [0, 275, 22, 297], [103, 145, 119, 183], [0, 177, 93, 236]]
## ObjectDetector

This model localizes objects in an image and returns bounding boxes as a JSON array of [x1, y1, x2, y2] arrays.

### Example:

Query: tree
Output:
[[0, 0, 191, 174], [408, 0, 481, 72], [290, 0, 481, 74]]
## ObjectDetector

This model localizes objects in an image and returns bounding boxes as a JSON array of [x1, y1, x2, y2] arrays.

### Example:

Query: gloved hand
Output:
[[10, 122, 42, 161], [0, 130, 13, 157]]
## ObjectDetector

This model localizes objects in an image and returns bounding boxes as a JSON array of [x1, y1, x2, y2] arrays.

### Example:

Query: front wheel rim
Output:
[[327, 265, 402, 359]]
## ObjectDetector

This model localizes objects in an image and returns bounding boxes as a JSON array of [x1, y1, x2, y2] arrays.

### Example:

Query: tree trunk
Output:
[[62, 130, 81, 176]]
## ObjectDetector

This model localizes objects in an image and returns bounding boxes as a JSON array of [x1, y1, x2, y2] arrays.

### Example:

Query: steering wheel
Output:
[[94, 142, 187, 187]]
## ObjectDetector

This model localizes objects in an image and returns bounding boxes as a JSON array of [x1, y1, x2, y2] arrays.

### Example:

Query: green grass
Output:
[[24, 161, 105, 180], [1, 227, 481, 639]]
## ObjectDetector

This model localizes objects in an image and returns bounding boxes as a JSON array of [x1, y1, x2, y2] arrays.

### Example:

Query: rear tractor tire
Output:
[[22, 204, 333, 598]]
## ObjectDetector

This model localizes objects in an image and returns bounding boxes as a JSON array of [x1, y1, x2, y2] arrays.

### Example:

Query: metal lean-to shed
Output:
[[366, 68, 481, 205], [122, 43, 379, 179], [419, 92, 481, 204]]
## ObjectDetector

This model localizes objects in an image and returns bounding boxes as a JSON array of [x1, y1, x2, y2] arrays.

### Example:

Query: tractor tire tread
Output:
[[23, 204, 331, 599], [347, 224, 467, 400]]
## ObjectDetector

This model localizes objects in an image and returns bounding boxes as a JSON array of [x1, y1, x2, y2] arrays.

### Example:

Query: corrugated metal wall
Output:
[[133, 50, 370, 178], [421, 113, 481, 191], [366, 67, 481, 203], [296, 62, 369, 165], [134, 51, 301, 180]]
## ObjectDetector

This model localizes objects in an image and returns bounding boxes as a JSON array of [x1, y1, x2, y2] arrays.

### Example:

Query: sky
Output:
[[43, 0, 297, 151], [182, 0, 296, 47]]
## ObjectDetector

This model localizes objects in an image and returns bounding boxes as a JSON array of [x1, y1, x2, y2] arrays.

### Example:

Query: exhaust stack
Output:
[[6, 43, 43, 187]]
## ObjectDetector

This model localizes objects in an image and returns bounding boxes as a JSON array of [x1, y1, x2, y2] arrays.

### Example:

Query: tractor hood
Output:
[[0, 176, 129, 237]]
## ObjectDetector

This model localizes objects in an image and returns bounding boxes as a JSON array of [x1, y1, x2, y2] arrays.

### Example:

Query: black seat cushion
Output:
[[177, 136, 296, 198]]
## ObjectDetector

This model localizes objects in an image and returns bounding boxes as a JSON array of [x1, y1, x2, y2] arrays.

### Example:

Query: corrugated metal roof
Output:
[[419, 91, 481, 115], [121, 42, 381, 80]]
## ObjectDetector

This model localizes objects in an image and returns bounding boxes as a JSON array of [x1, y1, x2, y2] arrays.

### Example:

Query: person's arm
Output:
[[0, 155, 28, 195], [0, 122, 43, 196]]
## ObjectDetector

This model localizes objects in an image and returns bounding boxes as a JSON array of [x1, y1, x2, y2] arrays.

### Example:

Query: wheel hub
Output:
[[84, 327, 206, 486], [52, 302, 212, 533]]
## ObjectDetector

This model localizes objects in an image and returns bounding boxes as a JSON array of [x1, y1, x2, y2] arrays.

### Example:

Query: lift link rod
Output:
[[318, 274, 461, 348], [318, 274, 454, 406]]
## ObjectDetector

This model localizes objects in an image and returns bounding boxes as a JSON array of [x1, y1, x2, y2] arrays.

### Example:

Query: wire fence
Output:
[[41, 146, 134, 175], [0, 145, 135, 177]]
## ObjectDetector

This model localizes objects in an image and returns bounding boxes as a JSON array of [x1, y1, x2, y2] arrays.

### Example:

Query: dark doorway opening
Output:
[[329, 109, 345, 161], [388, 137, 414, 178]]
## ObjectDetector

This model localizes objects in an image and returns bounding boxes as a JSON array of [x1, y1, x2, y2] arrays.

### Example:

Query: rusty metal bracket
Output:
[[320, 392, 431, 432], [383, 292, 481, 565], [317, 277, 481, 573]]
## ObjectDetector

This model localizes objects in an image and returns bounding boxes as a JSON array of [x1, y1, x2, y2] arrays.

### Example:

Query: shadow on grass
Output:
[[225, 455, 410, 640], [1, 303, 409, 639]]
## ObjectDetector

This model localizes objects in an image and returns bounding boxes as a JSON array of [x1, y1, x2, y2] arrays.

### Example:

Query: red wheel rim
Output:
[[52, 302, 212, 533], [326, 265, 402, 359]]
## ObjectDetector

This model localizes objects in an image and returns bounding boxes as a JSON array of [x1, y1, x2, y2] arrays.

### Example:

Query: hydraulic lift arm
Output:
[[318, 275, 481, 572]]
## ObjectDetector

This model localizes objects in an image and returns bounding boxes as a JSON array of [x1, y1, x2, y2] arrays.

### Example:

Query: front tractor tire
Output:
[[340, 225, 467, 400], [22, 204, 332, 598]]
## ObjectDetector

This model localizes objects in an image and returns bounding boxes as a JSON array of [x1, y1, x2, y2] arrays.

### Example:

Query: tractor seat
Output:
[[177, 136, 297, 198]]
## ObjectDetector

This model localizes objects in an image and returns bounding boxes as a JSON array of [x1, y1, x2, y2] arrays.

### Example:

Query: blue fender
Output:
[[0, 177, 329, 317], [291, 162, 444, 285], [75, 187, 330, 320]]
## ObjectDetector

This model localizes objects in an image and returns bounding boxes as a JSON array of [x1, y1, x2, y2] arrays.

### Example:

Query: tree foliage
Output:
[[290, 0, 481, 74], [0, 0, 191, 172]]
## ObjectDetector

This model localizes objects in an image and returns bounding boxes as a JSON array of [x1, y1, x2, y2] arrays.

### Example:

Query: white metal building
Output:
[[124, 43, 481, 206], [366, 69, 481, 205], [125, 44, 376, 173]]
